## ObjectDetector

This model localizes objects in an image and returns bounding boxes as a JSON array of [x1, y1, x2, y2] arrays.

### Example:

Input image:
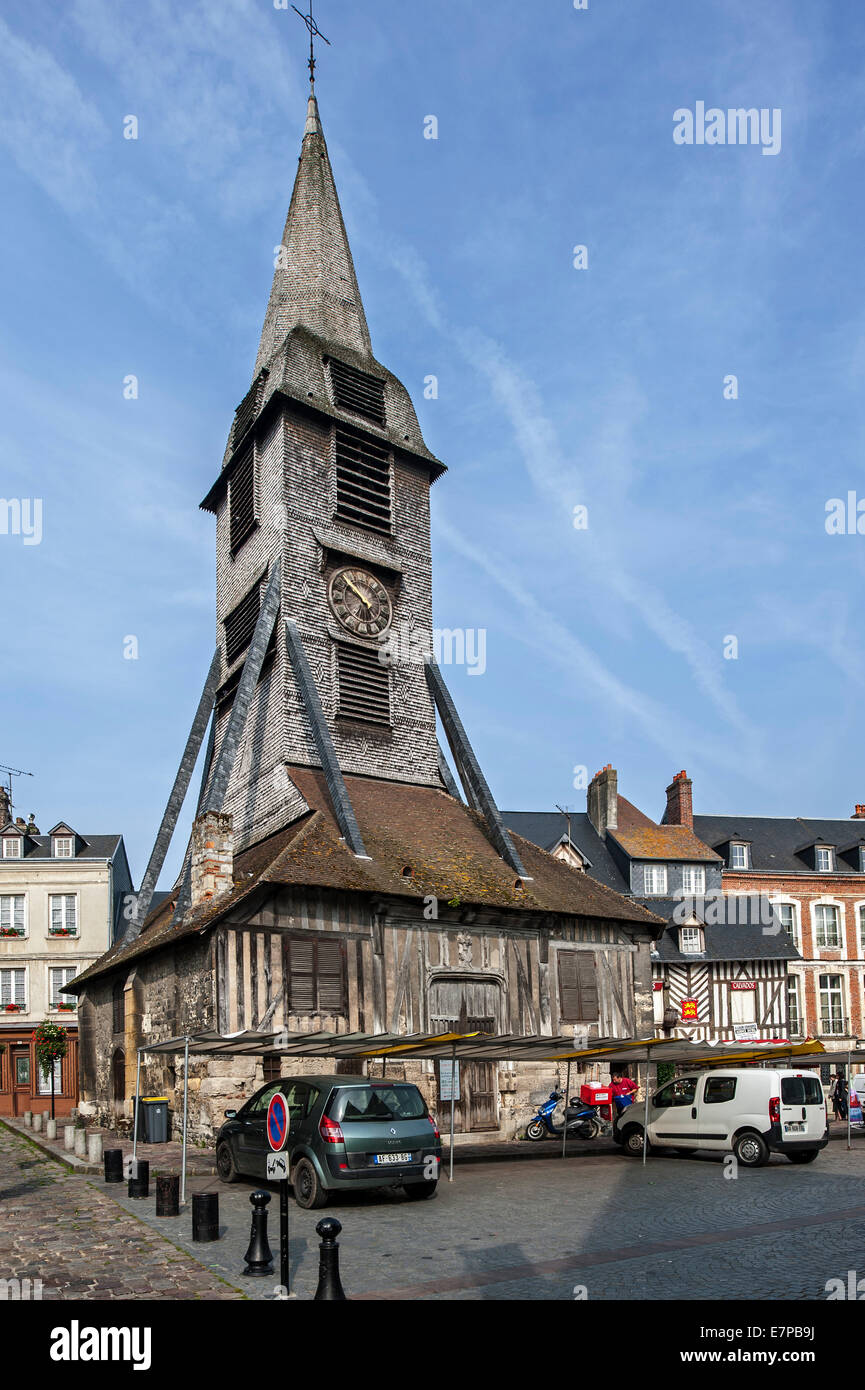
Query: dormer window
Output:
[[816, 846, 834, 873], [53, 836, 74, 859], [680, 925, 704, 953], [643, 864, 668, 895], [729, 842, 750, 870], [2, 837, 22, 859]]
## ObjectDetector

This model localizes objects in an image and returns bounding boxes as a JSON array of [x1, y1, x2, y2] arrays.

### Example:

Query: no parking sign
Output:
[[267, 1091, 289, 1151]]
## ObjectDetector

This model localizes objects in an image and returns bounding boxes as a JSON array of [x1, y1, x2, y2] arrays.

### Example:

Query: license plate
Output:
[[784, 1122, 805, 1133], [373, 1152, 412, 1164]]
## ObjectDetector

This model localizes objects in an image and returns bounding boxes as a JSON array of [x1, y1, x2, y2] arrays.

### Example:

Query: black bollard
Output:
[[103, 1148, 123, 1184], [192, 1192, 220, 1243], [155, 1173, 180, 1217], [127, 1158, 150, 1199], [243, 1190, 274, 1277], [314, 1217, 347, 1301]]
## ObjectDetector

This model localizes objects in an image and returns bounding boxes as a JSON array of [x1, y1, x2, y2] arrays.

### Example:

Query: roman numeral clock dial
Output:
[[328, 567, 392, 638]]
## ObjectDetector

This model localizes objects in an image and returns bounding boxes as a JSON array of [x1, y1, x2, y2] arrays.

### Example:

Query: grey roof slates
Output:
[[0, 833, 122, 862], [502, 811, 630, 894], [638, 897, 801, 962], [693, 815, 865, 876]]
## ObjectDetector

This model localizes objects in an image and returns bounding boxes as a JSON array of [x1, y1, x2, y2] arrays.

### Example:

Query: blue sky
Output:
[[1, 0, 864, 885]]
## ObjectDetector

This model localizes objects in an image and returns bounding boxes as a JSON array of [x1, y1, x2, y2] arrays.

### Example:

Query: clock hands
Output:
[[345, 576, 372, 610]]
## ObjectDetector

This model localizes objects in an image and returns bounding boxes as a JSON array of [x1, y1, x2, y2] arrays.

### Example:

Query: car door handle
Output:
[[691, 1107, 697, 1119]]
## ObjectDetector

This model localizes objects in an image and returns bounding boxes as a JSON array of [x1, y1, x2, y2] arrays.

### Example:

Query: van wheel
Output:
[[622, 1125, 648, 1157], [216, 1142, 239, 1183], [404, 1180, 438, 1200], [787, 1149, 819, 1165], [733, 1131, 769, 1167], [292, 1158, 329, 1209]]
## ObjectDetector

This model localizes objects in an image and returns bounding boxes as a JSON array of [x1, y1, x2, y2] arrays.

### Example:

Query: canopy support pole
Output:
[[448, 1043, 456, 1183], [642, 1045, 652, 1168], [847, 1047, 852, 1152], [562, 1061, 571, 1160], [132, 1049, 142, 1162], [181, 1036, 190, 1206]]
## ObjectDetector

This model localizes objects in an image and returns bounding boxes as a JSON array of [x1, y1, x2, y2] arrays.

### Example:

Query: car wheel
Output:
[[404, 1180, 438, 1200], [292, 1157, 329, 1210], [622, 1125, 648, 1157], [787, 1149, 819, 1164], [216, 1141, 239, 1183], [525, 1120, 547, 1141], [733, 1131, 769, 1167]]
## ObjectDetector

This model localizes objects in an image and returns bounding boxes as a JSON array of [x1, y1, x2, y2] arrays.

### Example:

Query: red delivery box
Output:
[[581, 1083, 612, 1105]]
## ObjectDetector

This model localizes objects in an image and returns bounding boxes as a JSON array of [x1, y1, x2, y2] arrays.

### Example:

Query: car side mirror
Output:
[[224, 1109, 237, 1119]]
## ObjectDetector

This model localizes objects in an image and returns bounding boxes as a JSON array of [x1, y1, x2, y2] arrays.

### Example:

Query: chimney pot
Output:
[[854, 805, 865, 819]]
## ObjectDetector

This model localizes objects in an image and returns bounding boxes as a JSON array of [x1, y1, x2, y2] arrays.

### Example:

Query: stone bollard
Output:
[[64, 1125, 76, 1151], [74, 1130, 87, 1158], [69, 1108, 78, 1122], [46, 1119, 57, 1140], [314, 1217, 347, 1301], [42, 1110, 50, 1123], [192, 1192, 220, 1243], [155, 1174, 180, 1217], [32, 1114, 42, 1133], [23, 1111, 32, 1128], [87, 1133, 103, 1166], [242, 1190, 273, 1276]]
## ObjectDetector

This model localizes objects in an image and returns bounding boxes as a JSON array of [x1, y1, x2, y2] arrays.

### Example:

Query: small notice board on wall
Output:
[[439, 1060, 460, 1102]]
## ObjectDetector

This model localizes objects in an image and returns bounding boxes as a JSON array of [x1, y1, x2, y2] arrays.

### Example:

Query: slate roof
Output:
[[693, 815, 865, 876], [643, 897, 802, 963], [0, 833, 124, 863], [501, 811, 630, 893], [69, 777, 663, 991]]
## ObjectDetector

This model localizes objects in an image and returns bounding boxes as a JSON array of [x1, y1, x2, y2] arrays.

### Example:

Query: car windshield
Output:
[[781, 1076, 823, 1106], [332, 1085, 427, 1123]]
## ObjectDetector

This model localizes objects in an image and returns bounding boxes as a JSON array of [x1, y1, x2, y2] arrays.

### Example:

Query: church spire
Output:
[[253, 93, 372, 375]]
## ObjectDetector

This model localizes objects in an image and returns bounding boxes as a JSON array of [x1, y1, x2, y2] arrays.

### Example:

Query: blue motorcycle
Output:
[[525, 1089, 608, 1141]]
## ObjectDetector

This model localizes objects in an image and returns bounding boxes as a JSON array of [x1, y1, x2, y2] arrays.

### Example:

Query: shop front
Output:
[[0, 1026, 79, 1117]]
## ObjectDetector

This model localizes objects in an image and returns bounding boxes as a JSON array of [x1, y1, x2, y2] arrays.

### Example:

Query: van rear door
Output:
[[779, 1072, 825, 1144]]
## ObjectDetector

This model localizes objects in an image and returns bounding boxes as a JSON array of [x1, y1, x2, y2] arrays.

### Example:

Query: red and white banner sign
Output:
[[731, 981, 757, 991]]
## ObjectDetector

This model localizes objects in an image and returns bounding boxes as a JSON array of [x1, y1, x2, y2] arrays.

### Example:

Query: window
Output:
[[681, 865, 705, 894], [730, 987, 757, 1025], [643, 864, 668, 895], [653, 1077, 697, 1108], [336, 642, 391, 725], [2, 837, 22, 858], [679, 926, 704, 954], [112, 980, 125, 1035], [816, 846, 834, 872], [246, 1083, 282, 1116], [0, 894, 25, 936], [262, 1055, 282, 1085], [774, 901, 799, 945], [38, 1056, 62, 1096], [49, 895, 77, 936], [818, 974, 844, 1034], [729, 843, 749, 869], [334, 426, 392, 534], [224, 577, 265, 667], [283, 1081, 321, 1121], [327, 357, 387, 427], [284, 937, 347, 1015], [781, 1075, 823, 1106], [859, 905, 865, 950], [557, 951, 599, 1022], [331, 1085, 427, 1123], [49, 966, 77, 1009], [815, 903, 841, 948], [53, 836, 73, 859], [0, 968, 26, 1008], [787, 976, 801, 1035], [229, 444, 256, 554], [704, 1077, 737, 1105]]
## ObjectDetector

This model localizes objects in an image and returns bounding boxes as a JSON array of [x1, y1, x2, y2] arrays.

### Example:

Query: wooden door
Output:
[[12, 1047, 31, 1116], [432, 1008, 499, 1133]]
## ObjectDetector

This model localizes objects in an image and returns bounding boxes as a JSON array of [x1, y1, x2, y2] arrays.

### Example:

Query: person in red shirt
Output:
[[611, 1071, 639, 1116]]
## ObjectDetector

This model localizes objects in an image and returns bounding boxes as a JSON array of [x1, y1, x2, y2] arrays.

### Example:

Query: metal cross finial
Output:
[[292, 2, 331, 92]]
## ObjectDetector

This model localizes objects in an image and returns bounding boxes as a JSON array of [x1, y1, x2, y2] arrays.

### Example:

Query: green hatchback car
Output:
[[215, 1075, 443, 1209]]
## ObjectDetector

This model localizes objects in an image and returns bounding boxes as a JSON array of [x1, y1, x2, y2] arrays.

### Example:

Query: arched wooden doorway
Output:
[[428, 976, 503, 1132], [112, 1048, 126, 1108]]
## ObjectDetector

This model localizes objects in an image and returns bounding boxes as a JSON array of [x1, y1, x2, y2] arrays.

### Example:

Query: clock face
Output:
[[328, 567, 393, 637]]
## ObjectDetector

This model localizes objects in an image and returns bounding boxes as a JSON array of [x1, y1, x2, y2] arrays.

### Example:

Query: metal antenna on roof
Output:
[[555, 804, 574, 856], [0, 763, 34, 816], [292, 1, 331, 92]]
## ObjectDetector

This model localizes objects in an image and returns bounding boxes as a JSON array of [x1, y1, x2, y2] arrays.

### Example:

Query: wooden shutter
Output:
[[229, 446, 256, 554], [327, 357, 387, 426], [557, 951, 599, 1023], [224, 578, 263, 667], [284, 937, 346, 1015], [334, 426, 392, 534], [286, 937, 316, 1014], [317, 939, 346, 1014], [337, 643, 390, 725]]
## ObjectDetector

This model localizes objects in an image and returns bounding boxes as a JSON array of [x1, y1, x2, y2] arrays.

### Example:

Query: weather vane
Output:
[[292, 2, 331, 91]]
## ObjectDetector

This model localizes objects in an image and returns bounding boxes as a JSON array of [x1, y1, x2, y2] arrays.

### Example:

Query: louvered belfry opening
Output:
[[229, 444, 256, 554], [225, 576, 265, 667], [327, 356, 386, 426], [334, 426, 392, 535], [336, 642, 391, 726]]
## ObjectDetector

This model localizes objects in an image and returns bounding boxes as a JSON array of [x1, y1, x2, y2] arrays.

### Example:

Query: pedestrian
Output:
[[836, 1076, 849, 1122], [611, 1071, 639, 1117], [829, 1073, 840, 1119]]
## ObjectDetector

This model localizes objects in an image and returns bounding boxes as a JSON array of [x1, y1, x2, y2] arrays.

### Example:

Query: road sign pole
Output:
[[280, 1177, 290, 1297]]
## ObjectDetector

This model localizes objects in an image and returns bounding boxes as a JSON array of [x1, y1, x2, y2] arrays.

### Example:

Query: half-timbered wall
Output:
[[653, 960, 788, 1040]]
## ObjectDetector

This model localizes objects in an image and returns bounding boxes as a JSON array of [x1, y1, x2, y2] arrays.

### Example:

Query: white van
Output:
[[613, 1069, 828, 1167]]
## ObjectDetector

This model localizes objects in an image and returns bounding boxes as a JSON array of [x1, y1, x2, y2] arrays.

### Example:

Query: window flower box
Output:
[[4, 1003, 23, 1013], [48, 927, 77, 938], [0, 927, 25, 938], [55, 1002, 76, 1013]]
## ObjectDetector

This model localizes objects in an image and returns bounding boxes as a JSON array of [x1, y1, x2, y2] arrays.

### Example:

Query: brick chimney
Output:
[[662, 770, 693, 828], [853, 805, 865, 819], [190, 811, 234, 908], [587, 765, 618, 837]]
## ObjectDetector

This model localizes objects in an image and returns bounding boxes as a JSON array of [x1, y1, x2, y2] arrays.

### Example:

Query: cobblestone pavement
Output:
[[3, 1119, 865, 1301], [0, 1126, 240, 1300]]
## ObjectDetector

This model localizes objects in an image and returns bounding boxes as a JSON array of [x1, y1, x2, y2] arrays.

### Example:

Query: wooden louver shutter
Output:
[[337, 643, 390, 725], [229, 446, 256, 554], [224, 578, 263, 667], [327, 357, 387, 426], [576, 952, 599, 1021], [557, 951, 599, 1023], [286, 938, 315, 1014], [316, 939, 346, 1014], [334, 426, 392, 534]]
